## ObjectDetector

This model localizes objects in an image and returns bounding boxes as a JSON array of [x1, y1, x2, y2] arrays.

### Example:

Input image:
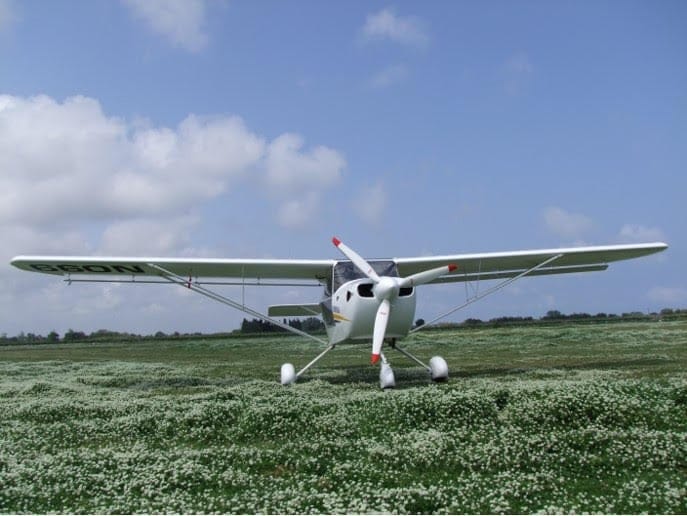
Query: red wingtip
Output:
[[332, 237, 341, 247], [371, 353, 380, 365], [448, 264, 458, 272]]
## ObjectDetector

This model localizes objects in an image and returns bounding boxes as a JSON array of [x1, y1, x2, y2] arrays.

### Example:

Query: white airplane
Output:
[[11, 238, 667, 388]]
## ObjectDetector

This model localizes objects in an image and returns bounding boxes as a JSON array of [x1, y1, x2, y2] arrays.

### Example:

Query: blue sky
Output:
[[0, 0, 685, 336]]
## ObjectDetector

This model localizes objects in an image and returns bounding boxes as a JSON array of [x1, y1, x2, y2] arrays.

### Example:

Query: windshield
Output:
[[332, 260, 398, 292]]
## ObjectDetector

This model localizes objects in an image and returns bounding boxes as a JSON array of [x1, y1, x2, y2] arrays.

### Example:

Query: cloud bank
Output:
[[0, 94, 345, 256]]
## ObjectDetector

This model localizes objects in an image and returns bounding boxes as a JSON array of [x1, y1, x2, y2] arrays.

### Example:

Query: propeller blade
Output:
[[371, 298, 390, 364], [332, 237, 381, 283], [399, 264, 457, 288]]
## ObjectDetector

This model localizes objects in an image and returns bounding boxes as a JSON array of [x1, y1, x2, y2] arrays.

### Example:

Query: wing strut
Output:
[[412, 253, 564, 333], [147, 263, 327, 345]]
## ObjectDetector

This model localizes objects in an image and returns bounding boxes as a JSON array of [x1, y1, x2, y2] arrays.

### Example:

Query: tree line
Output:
[[240, 317, 325, 334], [1, 309, 684, 345], [432, 307, 687, 329]]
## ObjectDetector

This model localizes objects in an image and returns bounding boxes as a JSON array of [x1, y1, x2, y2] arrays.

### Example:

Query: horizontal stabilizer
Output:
[[268, 304, 322, 317]]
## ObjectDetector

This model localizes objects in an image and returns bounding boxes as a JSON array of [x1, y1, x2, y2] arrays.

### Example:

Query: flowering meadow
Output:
[[0, 320, 685, 513]]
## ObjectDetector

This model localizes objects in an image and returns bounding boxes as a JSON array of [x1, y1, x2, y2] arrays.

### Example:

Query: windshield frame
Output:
[[331, 260, 398, 292]]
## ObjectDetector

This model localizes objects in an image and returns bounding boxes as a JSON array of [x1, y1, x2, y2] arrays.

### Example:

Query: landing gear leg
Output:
[[281, 344, 336, 386], [390, 340, 449, 382]]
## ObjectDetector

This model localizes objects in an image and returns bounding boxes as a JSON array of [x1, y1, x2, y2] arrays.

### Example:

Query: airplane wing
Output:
[[394, 242, 668, 284], [10, 256, 335, 283], [11, 242, 667, 285]]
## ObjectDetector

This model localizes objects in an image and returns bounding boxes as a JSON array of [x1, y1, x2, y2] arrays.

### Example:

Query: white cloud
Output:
[[0, 93, 345, 252], [369, 64, 408, 88], [361, 7, 428, 48], [265, 133, 344, 193], [0, 93, 348, 334], [353, 182, 387, 226], [543, 206, 594, 239], [276, 193, 320, 230], [99, 216, 200, 256], [0, 95, 264, 226], [72, 284, 124, 315], [2, 225, 92, 259], [648, 286, 687, 305], [122, 0, 209, 52], [618, 224, 666, 243], [264, 133, 345, 229]]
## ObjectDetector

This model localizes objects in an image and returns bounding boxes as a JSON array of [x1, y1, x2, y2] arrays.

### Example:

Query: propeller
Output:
[[333, 237, 456, 365], [332, 237, 380, 282]]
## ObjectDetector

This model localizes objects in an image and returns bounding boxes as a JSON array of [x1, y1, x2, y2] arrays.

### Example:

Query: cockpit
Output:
[[332, 260, 398, 293]]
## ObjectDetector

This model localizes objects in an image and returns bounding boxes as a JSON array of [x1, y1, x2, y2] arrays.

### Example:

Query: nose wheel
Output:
[[379, 353, 396, 389]]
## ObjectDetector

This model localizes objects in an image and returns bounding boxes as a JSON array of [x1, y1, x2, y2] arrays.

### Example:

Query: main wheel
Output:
[[379, 362, 396, 389], [280, 363, 296, 385], [429, 356, 449, 382]]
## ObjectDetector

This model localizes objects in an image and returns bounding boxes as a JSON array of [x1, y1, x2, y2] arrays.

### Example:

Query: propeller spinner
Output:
[[332, 237, 456, 364]]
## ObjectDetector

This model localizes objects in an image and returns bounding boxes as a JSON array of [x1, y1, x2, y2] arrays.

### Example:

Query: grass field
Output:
[[0, 320, 685, 513]]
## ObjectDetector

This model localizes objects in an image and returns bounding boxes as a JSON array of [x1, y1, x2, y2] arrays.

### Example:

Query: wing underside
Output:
[[10, 256, 335, 282], [11, 242, 667, 285]]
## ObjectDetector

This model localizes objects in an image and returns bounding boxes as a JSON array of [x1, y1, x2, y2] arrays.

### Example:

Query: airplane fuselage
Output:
[[320, 259, 417, 345], [324, 279, 416, 345]]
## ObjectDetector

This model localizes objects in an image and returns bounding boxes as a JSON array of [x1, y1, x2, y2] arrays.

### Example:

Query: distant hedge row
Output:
[[431, 308, 687, 330], [2, 308, 685, 346]]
